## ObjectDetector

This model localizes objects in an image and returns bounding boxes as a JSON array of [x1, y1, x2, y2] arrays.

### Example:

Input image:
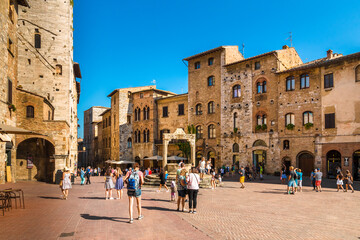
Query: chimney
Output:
[[327, 49, 333, 59], [282, 45, 289, 49]]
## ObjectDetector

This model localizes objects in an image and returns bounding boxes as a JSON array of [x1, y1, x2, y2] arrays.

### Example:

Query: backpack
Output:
[[128, 171, 140, 190]]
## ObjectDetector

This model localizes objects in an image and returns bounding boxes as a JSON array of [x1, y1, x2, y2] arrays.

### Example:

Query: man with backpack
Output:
[[124, 163, 144, 224]]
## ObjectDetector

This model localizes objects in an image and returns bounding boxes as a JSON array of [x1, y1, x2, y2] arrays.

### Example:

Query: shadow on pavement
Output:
[[78, 197, 105, 200], [80, 214, 128, 222], [143, 198, 170, 203], [38, 196, 63, 200], [142, 206, 177, 212]]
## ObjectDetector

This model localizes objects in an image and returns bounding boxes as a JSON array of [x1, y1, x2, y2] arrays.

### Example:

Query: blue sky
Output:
[[74, 0, 360, 138]]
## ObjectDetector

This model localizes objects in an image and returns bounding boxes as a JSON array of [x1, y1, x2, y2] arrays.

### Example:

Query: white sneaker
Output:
[[109, 197, 114, 200]]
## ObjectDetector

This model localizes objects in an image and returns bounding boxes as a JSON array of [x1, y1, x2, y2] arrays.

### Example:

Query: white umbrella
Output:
[[144, 155, 163, 161], [112, 160, 134, 165], [167, 155, 187, 161]]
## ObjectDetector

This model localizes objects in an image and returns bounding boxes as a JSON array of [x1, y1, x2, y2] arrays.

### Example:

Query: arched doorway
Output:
[[353, 150, 360, 180], [297, 152, 315, 176], [326, 150, 341, 179], [16, 138, 55, 183], [207, 151, 216, 167]]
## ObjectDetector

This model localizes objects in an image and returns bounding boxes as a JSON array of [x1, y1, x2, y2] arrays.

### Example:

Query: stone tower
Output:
[[17, 0, 80, 170]]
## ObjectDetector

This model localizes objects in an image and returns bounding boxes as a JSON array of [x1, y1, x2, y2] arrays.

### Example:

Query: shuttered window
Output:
[[325, 113, 335, 129], [324, 73, 333, 88], [178, 104, 184, 116], [26, 106, 34, 118]]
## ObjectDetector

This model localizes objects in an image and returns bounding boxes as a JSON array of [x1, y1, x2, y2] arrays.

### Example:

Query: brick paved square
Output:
[[0, 176, 359, 239]]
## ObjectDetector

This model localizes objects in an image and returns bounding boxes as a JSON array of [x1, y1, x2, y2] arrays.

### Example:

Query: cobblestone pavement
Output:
[[1, 176, 360, 240]]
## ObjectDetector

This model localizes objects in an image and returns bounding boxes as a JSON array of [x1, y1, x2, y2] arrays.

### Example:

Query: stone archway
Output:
[[163, 128, 196, 167], [16, 138, 55, 183]]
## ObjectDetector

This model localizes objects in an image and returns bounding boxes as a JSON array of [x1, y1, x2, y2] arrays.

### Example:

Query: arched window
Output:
[[127, 138, 132, 148], [283, 140, 290, 150], [134, 130, 141, 143], [196, 125, 203, 139], [300, 74, 310, 89], [134, 109, 137, 121], [256, 78, 267, 94], [147, 107, 150, 119], [135, 107, 141, 121], [233, 85, 241, 98], [208, 124, 216, 139], [208, 101, 215, 114], [256, 113, 267, 125], [356, 65, 360, 82], [137, 108, 141, 121], [286, 76, 295, 91], [26, 106, 34, 118], [208, 76, 215, 86], [303, 111, 313, 125], [195, 104, 202, 115], [233, 143, 239, 152], [233, 112, 238, 129], [143, 106, 150, 120], [285, 113, 295, 126], [143, 107, 147, 120], [143, 129, 149, 143]]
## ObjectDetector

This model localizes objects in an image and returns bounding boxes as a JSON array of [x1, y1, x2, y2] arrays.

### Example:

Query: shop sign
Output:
[[27, 157, 33, 169]]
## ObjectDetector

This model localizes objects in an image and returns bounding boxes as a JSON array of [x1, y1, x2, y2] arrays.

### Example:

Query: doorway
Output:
[[282, 157, 291, 175], [252, 150, 266, 173], [298, 152, 315, 176], [326, 150, 341, 179], [353, 150, 360, 181], [207, 151, 216, 168]]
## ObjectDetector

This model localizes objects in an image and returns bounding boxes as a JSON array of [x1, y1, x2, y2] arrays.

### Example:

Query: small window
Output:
[[208, 101, 215, 114], [195, 104, 202, 115], [208, 124, 216, 139], [208, 58, 214, 66], [324, 73, 334, 88], [255, 61, 261, 70], [303, 111, 313, 125], [325, 113, 335, 129], [140, 93, 144, 98], [285, 113, 295, 126], [26, 106, 34, 118], [35, 30, 41, 48], [283, 140, 290, 150], [108, 116, 111, 126], [178, 104, 184, 116], [208, 76, 215, 86], [286, 76, 295, 91], [300, 74, 309, 89], [233, 112, 238, 129], [162, 106, 168, 117], [233, 85, 241, 98], [196, 125, 203, 139], [195, 61, 200, 69], [356, 65, 360, 82], [127, 115, 131, 124], [127, 138, 132, 148], [233, 143, 239, 152], [256, 114, 267, 125], [56, 64, 62, 75], [7, 78, 12, 104]]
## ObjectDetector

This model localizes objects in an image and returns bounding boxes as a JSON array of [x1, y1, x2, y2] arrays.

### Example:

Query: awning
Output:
[[144, 155, 163, 161], [0, 124, 43, 135], [105, 160, 134, 165], [167, 155, 187, 161]]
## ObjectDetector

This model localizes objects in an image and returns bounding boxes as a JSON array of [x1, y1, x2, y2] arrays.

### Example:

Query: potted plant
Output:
[[255, 125, 262, 131], [261, 124, 267, 130], [304, 122, 313, 130], [286, 124, 295, 130], [8, 104, 16, 112], [234, 127, 238, 133]]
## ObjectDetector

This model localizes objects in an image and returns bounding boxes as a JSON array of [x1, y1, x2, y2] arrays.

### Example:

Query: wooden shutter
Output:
[[325, 113, 335, 129]]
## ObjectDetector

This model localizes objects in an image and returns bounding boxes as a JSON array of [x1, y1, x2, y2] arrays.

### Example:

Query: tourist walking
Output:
[[104, 167, 115, 200], [206, 160, 212, 175], [259, 164, 264, 180], [287, 166, 297, 194], [239, 166, 245, 189], [231, 165, 235, 177], [61, 167, 72, 200], [177, 168, 187, 212], [344, 170, 354, 193], [281, 166, 287, 184], [80, 167, 85, 185], [336, 172, 345, 192], [211, 170, 216, 189], [86, 166, 91, 184], [125, 163, 144, 224], [310, 169, 316, 190], [315, 168, 322, 192], [296, 169, 303, 192], [187, 167, 200, 214], [157, 168, 169, 192], [198, 157, 206, 179], [115, 168, 124, 199]]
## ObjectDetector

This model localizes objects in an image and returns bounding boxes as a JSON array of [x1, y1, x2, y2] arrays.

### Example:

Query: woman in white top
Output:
[[187, 167, 201, 214], [61, 167, 72, 200]]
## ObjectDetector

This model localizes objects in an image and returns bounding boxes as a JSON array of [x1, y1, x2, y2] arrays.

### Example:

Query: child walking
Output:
[[104, 167, 115, 200], [114, 168, 124, 199], [344, 170, 355, 193], [336, 172, 345, 192]]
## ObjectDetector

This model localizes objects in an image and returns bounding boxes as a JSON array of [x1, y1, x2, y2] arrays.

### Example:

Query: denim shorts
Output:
[[127, 189, 141, 197], [178, 190, 186, 198], [288, 180, 296, 187]]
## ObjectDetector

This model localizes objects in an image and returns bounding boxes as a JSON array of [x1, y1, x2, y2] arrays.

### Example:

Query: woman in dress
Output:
[[114, 168, 124, 199], [104, 166, 115, 200], [61, 167, 72, 200], [344, 170, 355, 193]]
